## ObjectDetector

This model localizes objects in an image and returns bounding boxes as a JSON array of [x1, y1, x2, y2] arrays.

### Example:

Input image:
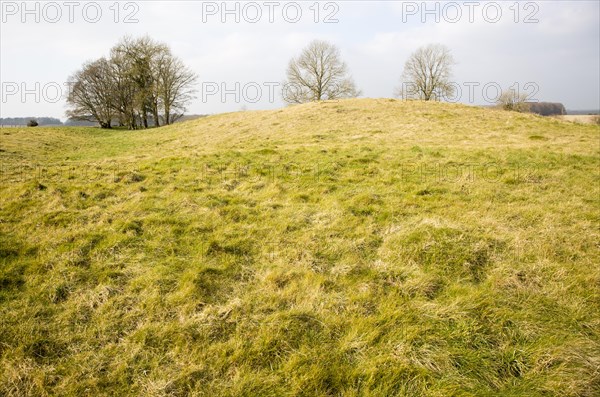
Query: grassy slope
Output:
[[1, 99, 599, 396]]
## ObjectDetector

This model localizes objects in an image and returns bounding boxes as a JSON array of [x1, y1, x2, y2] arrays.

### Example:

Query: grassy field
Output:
[[555, 115, 599, 125], [1, 99, 599, 396]]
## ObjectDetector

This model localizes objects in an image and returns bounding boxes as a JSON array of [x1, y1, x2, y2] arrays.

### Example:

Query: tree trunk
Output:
[[153, 103, 160, 127], [164, 104, 170, 125]]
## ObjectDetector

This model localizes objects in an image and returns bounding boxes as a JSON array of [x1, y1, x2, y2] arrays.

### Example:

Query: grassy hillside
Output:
[[1, 99, 599, 396]]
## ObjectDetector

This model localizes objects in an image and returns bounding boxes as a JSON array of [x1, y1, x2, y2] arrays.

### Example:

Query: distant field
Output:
[[1, 99, 599, 396], [556, 115, 599, 125]]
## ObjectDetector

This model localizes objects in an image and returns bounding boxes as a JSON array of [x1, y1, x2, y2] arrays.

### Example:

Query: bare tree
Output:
[[108, 46, 138, 129], [397, 44, 455, 101], [111, 36, 167, 128], [283, 40, 361, 104], [497, 89, 530, 112], [66, 36, 197, 129], [155, 52, 198, 125], [109, 36, 197, 127], [66, 58, 115, 129]]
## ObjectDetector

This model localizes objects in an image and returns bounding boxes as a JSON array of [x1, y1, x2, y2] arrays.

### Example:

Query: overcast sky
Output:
[[1, 0, 598, 120]]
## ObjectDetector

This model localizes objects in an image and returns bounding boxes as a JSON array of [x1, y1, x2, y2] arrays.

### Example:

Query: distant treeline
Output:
[[566, 109, 600, 115], [0, 115, 207, 127], [0, 117, 62, 126], [0, 117, 101, 127], [526, 102, 567, 116]]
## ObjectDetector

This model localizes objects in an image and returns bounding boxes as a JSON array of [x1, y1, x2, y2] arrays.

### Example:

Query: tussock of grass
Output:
[[1, 99, 599, 396]]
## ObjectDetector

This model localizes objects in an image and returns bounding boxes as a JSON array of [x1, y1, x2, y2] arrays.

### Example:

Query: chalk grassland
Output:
[[555, 115, 599, 125], [0, 99, 599, 396]]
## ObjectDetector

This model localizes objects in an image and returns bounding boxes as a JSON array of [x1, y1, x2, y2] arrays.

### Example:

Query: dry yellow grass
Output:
[[554, 115, 599, 125], [1, 98, 599, 396]]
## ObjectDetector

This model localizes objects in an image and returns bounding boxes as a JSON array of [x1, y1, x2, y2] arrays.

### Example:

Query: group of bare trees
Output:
[[283, 41, 456, 105], [69, 36, 535, 129], [285, 41, 539, 114], [66, 36, 197, 129]]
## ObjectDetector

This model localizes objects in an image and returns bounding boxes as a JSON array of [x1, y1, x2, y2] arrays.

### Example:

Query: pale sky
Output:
[[1, 0, 599, 120]]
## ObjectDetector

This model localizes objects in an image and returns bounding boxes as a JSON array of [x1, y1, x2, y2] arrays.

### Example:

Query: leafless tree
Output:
[[283, 40, 361, 104], [108, 46, 138, 129], [155, 52, 198, 125], [66, 58, 115, 129], [396, 44, 455, 101], [111, 36, 167, 128], [497, 89, 530, 112]]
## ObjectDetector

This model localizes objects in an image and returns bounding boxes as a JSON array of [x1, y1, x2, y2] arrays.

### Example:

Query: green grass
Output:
[[1, 98, 599, 396]]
